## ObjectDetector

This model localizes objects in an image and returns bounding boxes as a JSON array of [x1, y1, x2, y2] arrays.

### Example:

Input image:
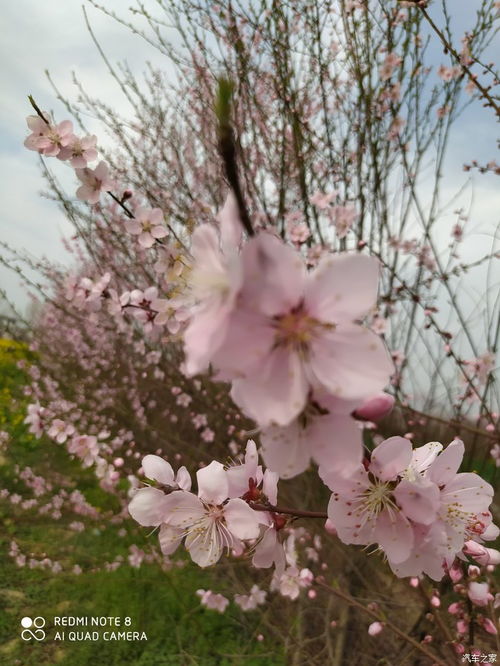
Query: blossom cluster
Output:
[[181, 193, 393, 479]]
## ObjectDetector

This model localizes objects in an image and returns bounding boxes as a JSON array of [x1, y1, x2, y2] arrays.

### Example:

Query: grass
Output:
[[0, 340, 284, 666]]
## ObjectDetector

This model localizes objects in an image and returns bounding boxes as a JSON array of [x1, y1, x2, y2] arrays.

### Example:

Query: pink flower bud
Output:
[[353, 393, 395, 422], [463, 540, 489, 564], [409, 577, 420, 587], [481, 617, 498, 635], [114, 457, 124, 468], [485, 548, 500, 566], [448, 602, 463, 615], [324, 519, 337, 535], [430, 595, 440, 608], [368, 621, 384, 636], [468, 582, 493, 607], [468, 565, 480, 578], [448, 561, 463, 583]]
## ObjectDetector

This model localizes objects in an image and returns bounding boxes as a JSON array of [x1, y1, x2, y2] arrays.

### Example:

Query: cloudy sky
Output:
[[0, 1, 498, 316], [0, 0, 172, 314]]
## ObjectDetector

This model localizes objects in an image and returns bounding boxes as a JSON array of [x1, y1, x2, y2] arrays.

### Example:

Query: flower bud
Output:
[[353, 393, 395, 422]]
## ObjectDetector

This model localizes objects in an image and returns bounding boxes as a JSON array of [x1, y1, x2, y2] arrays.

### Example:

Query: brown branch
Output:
[[418, 6, 500, 117], [249, 502, 328, 519], [316, 580, 449, 666]]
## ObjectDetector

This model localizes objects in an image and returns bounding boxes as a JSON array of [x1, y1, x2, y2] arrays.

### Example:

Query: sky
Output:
[[0, 0, 172, 315], [0, 0, 499, 318]]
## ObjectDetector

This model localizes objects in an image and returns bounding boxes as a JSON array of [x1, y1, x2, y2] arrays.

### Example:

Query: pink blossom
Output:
[[437, 65, 461, 82], [480, 617, 498, 635], [260, 393, 363, 479], [272, 565, 313, 600], [468, 581, 493, 607], [379, 53, 402, 81], [353, 393, 395, 422], [234, 584, 267, 611], [214, 236, 392, 428], [58, 134, 98, 168], [68, 435, 99, 468], [368, 621, 384, 636], [323, 437, 422, 568], [24, 114, 73, 156], [252, 523, 287, 577], [140, 454, 192, 491], [183, 192, 243, 376], [125, 207, 168, 248], [75, 161, 114, 204], [390, 440, 495, 580], [200, 427, 215, 443], [288, 222, 311, 244], [24, 403, 46, 438], [137, 461, 261, 567], [329, 204, 358, 238], [47, 419, 75, 444], [310, 191, 336, 209], [196, 589, 229, 613]]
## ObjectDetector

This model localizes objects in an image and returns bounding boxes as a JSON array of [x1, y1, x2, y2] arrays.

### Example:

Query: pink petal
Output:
[[197, 461, 228, 505], [163, 490, 205, 528], [441, 472, 494, 513], [224, 498, 261, 540], [158, 523, 183, 555], [231, 347, 309, 427], [260, 420, 311, 479], [305, 253, 381, 322], [393, 479, 440, 525], [175, 466, 192, 491], [410, 441, 443, 474], [240, 232, 305, 317], [217, 191, 242, 252], [211, 308, 274, 380], [128, 487, 170, 526], [152, 226, 168, 239], [374, 509, 414, 564], [94, 161, 109, 180], [125, 221, 141, 235], [142, 454, 175, 485], [262, 470, 279, 505], [185, 522, 223, 567], [308, 325, 393, 400], [369, 436, 412, 481], [427, 439, 464, 485], [309, 413, 363, 476]]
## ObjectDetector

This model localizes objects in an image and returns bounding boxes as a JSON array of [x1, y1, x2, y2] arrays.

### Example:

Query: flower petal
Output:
[[128, 487, 170, 526], [224, 498, 261, 540], [142, 454, 175, 485], [158, 523, 183, 555], [370, 436, 413, 481], [427, 439, 464, 485], [231, 348, 308, 427], [374, 509, 414, 564], [309, 325, 393, 401], [197, 461, 229, 505], [393, 479, 440, 525], [305, 253, 380, 322]]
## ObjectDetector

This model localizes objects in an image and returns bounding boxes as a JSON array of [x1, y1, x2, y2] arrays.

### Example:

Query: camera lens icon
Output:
[[20, 616, 46, 640]]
